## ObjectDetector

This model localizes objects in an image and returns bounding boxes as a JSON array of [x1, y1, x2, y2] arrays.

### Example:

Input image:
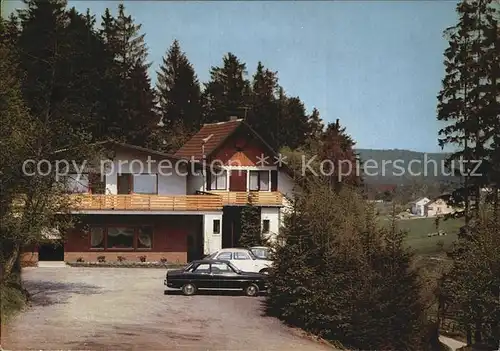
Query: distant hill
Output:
[[355, 149, 458, 185]]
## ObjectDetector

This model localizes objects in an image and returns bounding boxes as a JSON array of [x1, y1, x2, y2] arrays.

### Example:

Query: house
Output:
[[23, 118, 296, 266], [410, 197, 431, 216], [424, 195, 458, 217]]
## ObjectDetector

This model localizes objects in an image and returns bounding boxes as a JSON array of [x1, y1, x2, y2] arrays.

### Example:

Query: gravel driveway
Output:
[[1, 267, 331, 350]]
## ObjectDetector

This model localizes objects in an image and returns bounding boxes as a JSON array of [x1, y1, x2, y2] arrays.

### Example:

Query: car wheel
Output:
[[244, 284, 259, 297], [181, 283, 196, 296], [259, 268, 269, 275]]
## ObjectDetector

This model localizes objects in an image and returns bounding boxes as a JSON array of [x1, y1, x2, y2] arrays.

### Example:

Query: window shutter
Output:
[[271, 170, 278, 191]]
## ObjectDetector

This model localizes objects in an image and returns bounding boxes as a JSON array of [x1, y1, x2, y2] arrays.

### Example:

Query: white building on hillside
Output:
[[411, 197, 431, 216]]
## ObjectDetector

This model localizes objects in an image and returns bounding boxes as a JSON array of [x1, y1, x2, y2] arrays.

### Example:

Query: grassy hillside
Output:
[[380, 217, 464, 255]]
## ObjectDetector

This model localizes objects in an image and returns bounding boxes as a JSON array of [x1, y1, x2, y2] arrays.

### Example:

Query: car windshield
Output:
[[183, 263, 194, 271], [227, 262, 242, 274], [247, 250, 258, 260], [250, 248, 270, 260]]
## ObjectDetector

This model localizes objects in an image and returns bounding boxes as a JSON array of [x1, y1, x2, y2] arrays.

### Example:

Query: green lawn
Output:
[[381, 217, 465, 255]]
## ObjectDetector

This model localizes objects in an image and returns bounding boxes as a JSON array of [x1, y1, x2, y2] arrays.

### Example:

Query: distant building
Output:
[[425, 196, 454, 217], [410, 197, 431, 216]]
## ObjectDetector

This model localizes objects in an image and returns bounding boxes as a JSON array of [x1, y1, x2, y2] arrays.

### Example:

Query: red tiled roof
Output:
[[174, 119, 244, 159]]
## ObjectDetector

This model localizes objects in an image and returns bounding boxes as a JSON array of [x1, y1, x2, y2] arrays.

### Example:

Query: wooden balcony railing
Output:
[[70, 194, 223, 211], [208, 191, 284, 206]]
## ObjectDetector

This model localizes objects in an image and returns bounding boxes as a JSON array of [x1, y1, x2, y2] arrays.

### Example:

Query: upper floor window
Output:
[[249, 170, 269, 191], [67, 174, 89, 193], [211, 171, 227, 190], [133, 174, 158, 194], [66, 173, 106, 194]]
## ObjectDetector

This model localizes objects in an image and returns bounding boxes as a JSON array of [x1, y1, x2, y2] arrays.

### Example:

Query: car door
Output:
[[191, 263, 212, 288], [232, 251, 256, 272], [211, 262, 240, 289]]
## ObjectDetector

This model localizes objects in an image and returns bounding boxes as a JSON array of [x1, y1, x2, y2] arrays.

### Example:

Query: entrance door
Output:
[[117, 174, 132, 194], [222, 207, 242, 248], [38, 241, 64, 261]]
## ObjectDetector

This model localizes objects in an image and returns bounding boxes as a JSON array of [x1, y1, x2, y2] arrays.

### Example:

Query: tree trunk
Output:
[[467, 326, 472, 345], [0, 241, 21, 285], [474, 322, 482, 344]]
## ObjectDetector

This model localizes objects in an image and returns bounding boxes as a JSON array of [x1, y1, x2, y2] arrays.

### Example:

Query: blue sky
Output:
[[4, 1, 459, 152]]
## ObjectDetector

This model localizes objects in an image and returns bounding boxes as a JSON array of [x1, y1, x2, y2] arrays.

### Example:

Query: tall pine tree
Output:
[[438, 0, 499, 345], [202, 52, 251, 122], [247, 61, 280, 148], [100, 4, 157, 146], [17, 0, 95, 150], [277, 96, 310, 150], [156, 40, 202, 134], [437, 0, 499, 229]]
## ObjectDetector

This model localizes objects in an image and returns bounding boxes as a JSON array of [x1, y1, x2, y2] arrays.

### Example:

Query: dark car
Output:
[[164, 259, 268, 297]]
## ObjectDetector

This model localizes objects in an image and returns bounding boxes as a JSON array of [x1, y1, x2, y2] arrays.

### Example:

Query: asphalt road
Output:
[[1, 267, 332, 350]]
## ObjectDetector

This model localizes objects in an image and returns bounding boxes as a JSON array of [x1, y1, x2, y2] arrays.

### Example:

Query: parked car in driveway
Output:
[[165, 259, 268, 296], [206, 248, 272, 274], [250, 246, 272, 260]]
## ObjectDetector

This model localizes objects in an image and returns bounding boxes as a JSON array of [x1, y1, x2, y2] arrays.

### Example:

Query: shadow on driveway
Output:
[[24, 280, 102, 306], [164, 289, 268, 297]]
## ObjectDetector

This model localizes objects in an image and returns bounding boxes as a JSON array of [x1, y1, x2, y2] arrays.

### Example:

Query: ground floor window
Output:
[[262, 219, 270, 234], [90, 225, 153, 251], [107, 227, 135, 249], [90, 228, 105, 249]]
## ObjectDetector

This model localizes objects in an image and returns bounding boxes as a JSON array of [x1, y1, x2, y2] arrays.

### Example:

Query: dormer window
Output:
[[249, 170, 270, 191], [211, 170, 227, 190]]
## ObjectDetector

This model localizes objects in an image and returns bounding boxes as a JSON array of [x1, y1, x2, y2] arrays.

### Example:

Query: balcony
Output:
[[208, 191, 284, 207], [70, 194, 223, 212]]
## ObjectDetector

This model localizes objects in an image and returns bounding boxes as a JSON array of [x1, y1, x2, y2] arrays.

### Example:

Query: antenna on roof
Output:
[[201, 134, 214, 192], [201, 134, 214, 159], [202, 134, 214, 145]]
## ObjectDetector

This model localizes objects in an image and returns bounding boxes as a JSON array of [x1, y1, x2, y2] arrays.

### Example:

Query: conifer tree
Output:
[[267, 184, 427, 350], [247, 61, 280, 148], [277, 96, 310, 150], [437, 0, 499, 230], [156, 40, 202, 133], [17, 0, 94, 149], [437, 0, 499, 344], [304, 107, 324, 153], [319, 119, 360, 188], [110, 4, 148, 71], [203, 52, 251, 122], [99, 4, 157, 146], [238, 201, 262, 248]]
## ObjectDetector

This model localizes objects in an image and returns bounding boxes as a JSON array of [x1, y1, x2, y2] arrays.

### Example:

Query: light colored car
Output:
[[249, 246, 272, 260], [207, 248, 272, 274]]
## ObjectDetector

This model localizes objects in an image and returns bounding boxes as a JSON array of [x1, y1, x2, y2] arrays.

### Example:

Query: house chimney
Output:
[[229, 116, 238, 121]]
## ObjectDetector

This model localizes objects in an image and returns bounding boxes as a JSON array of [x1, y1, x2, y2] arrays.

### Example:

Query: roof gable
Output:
[[174, 119, 278, 161], [412, 197, 430, 205], [174, 120, 243, 159]]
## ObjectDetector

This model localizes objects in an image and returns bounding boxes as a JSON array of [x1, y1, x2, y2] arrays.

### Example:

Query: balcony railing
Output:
[[208, 191, 284, 206], [70, 194, 223, 211]]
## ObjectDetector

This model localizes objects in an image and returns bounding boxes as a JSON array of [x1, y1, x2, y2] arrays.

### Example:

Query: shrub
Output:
[[159, 257, 167, 264], [267, 185, 427, 350], [139, 255, 146, 262], [117, 256, 126, 262], [76, 257, 84, 263], [238, 202, 262, 247], [97, 256, 105, 263], [0, 284, 27, 323]]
